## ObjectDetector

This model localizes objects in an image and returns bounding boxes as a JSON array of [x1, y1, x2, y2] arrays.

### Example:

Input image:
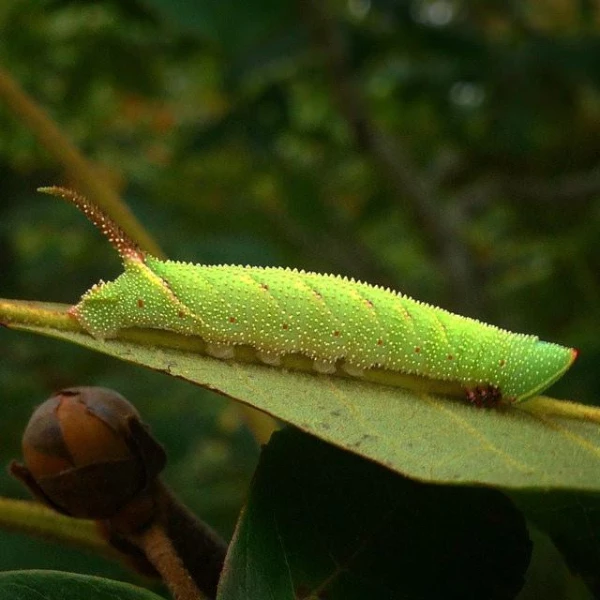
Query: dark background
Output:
[[0, 0, 598, 591]]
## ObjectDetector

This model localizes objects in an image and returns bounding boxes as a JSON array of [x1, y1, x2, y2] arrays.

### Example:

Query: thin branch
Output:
[[501, 169, 600, 204], [133, 522, 206, 600], [301, 1, 481, 314], [448, 169, 600, 212], [0, 63, 164, 258]]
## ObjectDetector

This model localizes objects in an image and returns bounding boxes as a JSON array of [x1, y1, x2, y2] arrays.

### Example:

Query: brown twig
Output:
[[10, 387, 228, 600], [106, 482, 227, 600], [133, 522, 205, 600]]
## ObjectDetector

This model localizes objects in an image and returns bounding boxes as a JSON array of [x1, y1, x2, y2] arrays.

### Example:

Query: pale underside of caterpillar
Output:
[[41, 187, 578, 406]]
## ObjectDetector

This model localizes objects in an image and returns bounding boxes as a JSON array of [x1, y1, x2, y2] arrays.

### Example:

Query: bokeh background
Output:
[[1, 0, 599, 590]]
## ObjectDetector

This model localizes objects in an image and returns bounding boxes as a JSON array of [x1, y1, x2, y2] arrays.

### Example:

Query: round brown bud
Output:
[[12, 387, 166, 519]]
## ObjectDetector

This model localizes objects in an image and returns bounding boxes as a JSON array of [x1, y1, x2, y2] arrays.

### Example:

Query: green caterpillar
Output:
[[40, 187, 577, 406]]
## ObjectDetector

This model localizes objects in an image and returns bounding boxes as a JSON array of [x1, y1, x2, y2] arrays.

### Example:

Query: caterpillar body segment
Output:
[[41, 186, 577, 405]]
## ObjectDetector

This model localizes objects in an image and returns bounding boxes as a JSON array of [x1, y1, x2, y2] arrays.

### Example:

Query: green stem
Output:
[[522, 396, 600, 423], [0, 63, 164, 258], [0, 497, 116, 560], [0, 300, 78, 332]]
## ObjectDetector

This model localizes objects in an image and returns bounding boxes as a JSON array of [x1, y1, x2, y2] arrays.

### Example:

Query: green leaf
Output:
[[518, 526, 594, 600], [2, 299, 600, 491], [217, 427, 532, 600], [512, 491, 600, 594], [0, 570, 163, 600]]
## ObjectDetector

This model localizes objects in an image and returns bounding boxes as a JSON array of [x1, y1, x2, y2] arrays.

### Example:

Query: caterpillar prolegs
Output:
[[40, 187, 577, 407]]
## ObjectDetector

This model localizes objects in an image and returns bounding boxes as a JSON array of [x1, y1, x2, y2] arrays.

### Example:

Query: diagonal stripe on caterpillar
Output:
[[39, 187, 578, 407]]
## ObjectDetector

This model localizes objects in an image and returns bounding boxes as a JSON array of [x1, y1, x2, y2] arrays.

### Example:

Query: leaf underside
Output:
[[3, 300, 600, 491]]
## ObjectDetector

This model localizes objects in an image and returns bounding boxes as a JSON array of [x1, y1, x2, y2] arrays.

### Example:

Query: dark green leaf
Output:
[[0, 570, 164, 600], [513, 492, 600, 597], [217, 427, 532, 600]]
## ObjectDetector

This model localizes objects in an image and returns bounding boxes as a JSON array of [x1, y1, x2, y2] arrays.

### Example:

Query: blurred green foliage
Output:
[[0, 0, 599, 595]]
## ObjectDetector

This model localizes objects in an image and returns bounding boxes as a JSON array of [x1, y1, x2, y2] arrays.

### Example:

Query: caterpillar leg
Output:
[[464, 385, 502, 408]]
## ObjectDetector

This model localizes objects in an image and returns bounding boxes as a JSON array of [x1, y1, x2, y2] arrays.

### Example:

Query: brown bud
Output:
[[10, 387, 166, 519]]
